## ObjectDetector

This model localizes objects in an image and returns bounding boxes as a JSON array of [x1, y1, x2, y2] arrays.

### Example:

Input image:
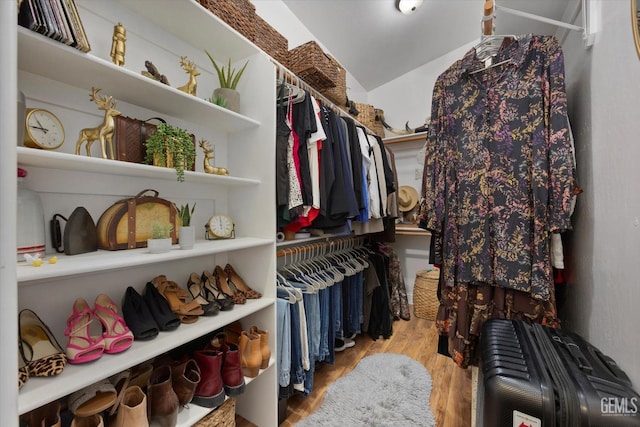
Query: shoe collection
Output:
[[21, 321, 271, 427]]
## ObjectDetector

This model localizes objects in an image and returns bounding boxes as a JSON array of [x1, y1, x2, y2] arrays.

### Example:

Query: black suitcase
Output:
[[478, 319, 640, 427]]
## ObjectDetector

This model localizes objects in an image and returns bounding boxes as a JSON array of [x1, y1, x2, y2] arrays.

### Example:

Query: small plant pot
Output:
[[179, 225, 195, 250], [214, 88, 240, 113], [147, 238, 172, 254]]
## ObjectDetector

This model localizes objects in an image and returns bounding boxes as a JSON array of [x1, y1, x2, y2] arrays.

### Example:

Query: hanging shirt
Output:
[[421, 34, 578, 301]]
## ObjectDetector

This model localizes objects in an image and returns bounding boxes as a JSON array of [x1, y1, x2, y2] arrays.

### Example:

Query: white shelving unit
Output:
[[5, 0, 278, 425]]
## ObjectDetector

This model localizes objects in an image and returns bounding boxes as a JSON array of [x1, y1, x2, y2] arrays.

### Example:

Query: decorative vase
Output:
[[214, 88, 240, 113], [147, 238, 172, 254], [179, 225, 195, 250]]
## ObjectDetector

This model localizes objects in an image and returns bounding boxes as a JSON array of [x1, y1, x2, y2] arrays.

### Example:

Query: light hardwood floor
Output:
[[238, 308, 473, 427]]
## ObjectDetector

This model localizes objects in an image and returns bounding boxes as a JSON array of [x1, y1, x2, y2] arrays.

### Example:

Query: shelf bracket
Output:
[[483, 0, 596, 48]]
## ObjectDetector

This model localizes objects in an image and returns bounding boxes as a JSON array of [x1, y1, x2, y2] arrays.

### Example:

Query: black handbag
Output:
[[50, 207, 98, 255]]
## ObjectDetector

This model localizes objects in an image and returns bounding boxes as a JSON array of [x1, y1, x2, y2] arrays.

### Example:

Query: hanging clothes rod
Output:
[[269, 57, 376, 135], [276, 235, 363, 258], [481, 0, 595, 47]]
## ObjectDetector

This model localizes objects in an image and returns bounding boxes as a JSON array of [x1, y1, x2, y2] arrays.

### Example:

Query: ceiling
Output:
[[281, 0, 575, 91]]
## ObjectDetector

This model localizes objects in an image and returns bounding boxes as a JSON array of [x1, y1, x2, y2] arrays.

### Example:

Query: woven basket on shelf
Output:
[[413, 268, 440, 320], [193, 398, 236, 427], [287, 41, 342, 91], [351, 103, 385, 137], [319, 61, 346, 107], [254, 15, 288, 65], [197, 0, 257, 42]]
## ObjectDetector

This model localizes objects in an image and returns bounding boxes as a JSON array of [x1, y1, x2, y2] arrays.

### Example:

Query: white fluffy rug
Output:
[[296, 353, 436, 427]]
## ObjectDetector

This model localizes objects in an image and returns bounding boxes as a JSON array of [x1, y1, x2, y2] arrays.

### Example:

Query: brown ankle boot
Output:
[[250, 325, 271, 369], [147, 365, 179, 427], [113, 386, 148, 427], [171, 358, 201, 406], [70, 414, 103, 427], [192, 349, 225, 408], [239, 331, 262, 378], [27, 400, 61, 427]]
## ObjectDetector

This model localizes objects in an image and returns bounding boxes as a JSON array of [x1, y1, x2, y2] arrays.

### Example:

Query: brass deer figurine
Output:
[[177, 56, 200, 96], [199, 139, 228, 175], [75, 87, 121, 159]]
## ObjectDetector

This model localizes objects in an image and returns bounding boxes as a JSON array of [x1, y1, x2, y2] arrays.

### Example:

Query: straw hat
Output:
[[398, 186, 419, 212]]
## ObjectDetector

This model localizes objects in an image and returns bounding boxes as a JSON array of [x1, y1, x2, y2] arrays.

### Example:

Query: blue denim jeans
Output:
[[290, 299, 305, 387], [318, 287, 330, 362], [332, 280, 343, 339], [276, 296, 291, 388]]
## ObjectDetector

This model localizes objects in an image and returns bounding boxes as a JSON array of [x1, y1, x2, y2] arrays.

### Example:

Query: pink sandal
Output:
[[94, 294, 134, 354], [65, 298, 105, 364]]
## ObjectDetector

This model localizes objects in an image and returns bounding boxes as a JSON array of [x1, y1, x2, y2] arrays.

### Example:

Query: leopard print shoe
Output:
[[19, 309, 67, 378]]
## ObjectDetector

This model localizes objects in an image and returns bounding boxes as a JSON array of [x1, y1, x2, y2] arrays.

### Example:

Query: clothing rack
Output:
[[276, 235, 365, 260], [481, 0, 595, 47], [270, 58, 377, 136]]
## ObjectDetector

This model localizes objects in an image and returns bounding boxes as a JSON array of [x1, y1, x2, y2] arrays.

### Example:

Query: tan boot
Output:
[[239, 331, 262, 378], [113, 386, 149, 427], [250, 325, 271, 369], [70, 414, 103, 427]]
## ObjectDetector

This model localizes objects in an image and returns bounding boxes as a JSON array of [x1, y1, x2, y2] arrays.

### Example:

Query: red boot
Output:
[[192, 350, 225, 408]]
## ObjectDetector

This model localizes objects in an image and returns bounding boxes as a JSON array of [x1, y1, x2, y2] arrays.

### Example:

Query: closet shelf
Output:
[[17, 147, 261, 187], [17, 298, 274, 415], [117, 0, 260, 62], [17, 237, 273, 284], [18, 28, 260, 133]]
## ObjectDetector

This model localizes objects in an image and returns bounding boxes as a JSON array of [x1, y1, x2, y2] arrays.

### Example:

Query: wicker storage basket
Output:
[[319, 61, 346, 107], [197, 0, 257, 42], [352, 103, 385, 137], [194, 398, 236, 427], [413, 268, 440, 320], [287, 41, 342, 91], [254, 15, 288, 65]]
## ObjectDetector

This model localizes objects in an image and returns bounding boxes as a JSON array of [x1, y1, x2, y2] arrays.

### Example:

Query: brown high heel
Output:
[[213, 266, 246, 304], [152, 275, 203, 323], [224, 264, 262, 299]]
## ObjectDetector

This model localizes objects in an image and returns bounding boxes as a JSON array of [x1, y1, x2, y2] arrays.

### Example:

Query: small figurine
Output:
[[199, 139, 229, 176], [177, 56, 200, 96], [110, 22, 127, 66], [75, 87, 121, 159], [141, 60, 170, 85]]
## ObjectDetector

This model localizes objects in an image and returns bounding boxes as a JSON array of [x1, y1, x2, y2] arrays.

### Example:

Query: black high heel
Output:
[[143, 282, 181, 331], [187, 272, 221, 316], [201, 271, 235, 311]]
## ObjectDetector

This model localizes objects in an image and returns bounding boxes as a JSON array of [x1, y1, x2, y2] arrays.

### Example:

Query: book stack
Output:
[[18, 0, 91, 53]]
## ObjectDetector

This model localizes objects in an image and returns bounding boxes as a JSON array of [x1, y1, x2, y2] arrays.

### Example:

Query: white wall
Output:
[[561, 0, 640, 390]]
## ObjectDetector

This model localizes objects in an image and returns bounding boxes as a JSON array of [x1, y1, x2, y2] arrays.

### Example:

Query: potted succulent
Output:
[[178, 202, 196, 250], [147, 221, 173, 253], [144, 123, 196, 182], [205, 50, 249, 113]]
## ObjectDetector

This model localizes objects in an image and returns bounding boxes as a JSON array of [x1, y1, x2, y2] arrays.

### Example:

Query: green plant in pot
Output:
[[148, 221, 173, 253], [144, 123, 196, 182], [178, 203, 196, 250], [205, 50, 248, 113]]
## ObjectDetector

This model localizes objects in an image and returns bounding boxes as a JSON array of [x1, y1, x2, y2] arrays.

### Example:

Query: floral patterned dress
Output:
[[419, 35, 578, 367]]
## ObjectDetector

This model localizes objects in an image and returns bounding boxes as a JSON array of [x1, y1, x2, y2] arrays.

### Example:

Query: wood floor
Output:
[[238, 307, 473, 426]]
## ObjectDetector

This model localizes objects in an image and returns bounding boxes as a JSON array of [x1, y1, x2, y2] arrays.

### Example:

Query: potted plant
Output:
[[205, 50, 249, 113], [147, 221, 173, 253], [144, 123, 196, 182], [178, 202, 196, 250]]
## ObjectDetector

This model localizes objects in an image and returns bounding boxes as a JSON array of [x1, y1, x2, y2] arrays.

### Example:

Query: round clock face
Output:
[[208, 214, 234, 238], [24, 108, 65, 149]]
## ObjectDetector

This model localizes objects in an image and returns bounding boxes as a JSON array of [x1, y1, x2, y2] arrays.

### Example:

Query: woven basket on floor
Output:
[[413, 268, 440, 320], [287, 41, 342, 91], [193, 398, 236, 427]]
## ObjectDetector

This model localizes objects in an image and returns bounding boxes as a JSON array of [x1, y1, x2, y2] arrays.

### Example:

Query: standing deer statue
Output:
[[75, 87, 121, 159], [177, 56, 200, 96]]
